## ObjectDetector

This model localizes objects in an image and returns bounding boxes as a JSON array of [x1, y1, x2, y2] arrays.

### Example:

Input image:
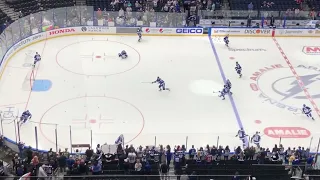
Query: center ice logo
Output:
[[250, 64, 320, 112]]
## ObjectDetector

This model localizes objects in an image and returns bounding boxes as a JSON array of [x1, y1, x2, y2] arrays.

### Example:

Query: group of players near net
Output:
[[18, 29, 315, 149]]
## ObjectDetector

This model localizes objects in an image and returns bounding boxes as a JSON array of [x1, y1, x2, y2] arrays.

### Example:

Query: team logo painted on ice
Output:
[[250, 64, 320, 112]]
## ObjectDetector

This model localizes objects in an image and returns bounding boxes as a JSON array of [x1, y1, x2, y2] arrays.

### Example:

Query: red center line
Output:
[[272, 37, 320, 118], [24, 34, 48, 111]]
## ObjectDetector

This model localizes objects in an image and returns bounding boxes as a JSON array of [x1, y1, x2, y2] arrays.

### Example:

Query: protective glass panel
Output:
[[66, 6, 81, 27], [19, 15, 32, 38], [53, 7, 67, 28]]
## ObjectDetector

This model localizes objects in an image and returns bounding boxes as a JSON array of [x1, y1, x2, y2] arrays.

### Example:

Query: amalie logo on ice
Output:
[[264, 127, 311, 138], [49, 28, 76, 36]]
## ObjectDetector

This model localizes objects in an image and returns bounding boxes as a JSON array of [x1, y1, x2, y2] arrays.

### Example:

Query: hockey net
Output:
[[22, 68, 35, 91]]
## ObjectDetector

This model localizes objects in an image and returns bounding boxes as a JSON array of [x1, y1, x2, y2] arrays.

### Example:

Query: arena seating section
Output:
[[229, 0, 301, 11], [0, 9, 9, 25], [5, 0, 75, 16]]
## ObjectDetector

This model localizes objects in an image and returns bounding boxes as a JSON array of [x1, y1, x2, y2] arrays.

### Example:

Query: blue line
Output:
[[207, 35, 248, 140]]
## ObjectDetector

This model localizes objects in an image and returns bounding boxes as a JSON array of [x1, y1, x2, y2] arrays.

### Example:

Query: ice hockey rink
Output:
[[0, 34, 319, 152]]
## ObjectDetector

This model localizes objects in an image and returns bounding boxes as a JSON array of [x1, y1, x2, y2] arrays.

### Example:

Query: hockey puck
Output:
[[229, 57, 235, 60]]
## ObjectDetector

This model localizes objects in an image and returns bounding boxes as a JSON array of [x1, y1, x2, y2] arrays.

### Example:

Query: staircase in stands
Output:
[[75, 0, 86, 6], [0, 0, 19, 20]]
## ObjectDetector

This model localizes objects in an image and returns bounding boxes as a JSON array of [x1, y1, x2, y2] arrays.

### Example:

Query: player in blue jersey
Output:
[[236, 128, 248, 148], [226, 79, 232, 89], [218, 86, 227, 100], [152, 77, 170, 91], [137, 27, 142, 42], [226, 79, 232, 90], [224, 35, 229, 47], [251, 132, 261, 148], [224, 84, 232, 95], [235, 62, 242, 78], [34, 52, 41, 66], [303, 104, 314, 120], [118, 50, 128, 59], [20, 110, 32, 125]]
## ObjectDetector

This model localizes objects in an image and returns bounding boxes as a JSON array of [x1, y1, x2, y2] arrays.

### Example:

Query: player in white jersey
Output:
[[152, 77, 170, 91], [224, 35, 229, 47], [118, 50, 128, 59], [137, 27, 142, 42], [251, 132, 261, 148], [20, 110, 32, 125], [34, 52, 41, 66], [303, 104, 314, 120], [235, 128, 247, 148], [235, 62, 242, 78]]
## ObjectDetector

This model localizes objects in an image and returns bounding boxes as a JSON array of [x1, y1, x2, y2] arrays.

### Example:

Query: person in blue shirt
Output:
[[189, 145, 196, 159]]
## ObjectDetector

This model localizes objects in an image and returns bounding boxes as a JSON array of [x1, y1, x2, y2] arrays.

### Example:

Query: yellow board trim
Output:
[[211, 35, 320, 38]]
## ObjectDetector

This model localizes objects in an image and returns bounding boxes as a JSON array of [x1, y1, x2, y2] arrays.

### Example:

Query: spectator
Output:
[[38, 165, 48, 179], [289, 153, 295, 165], [58, 154, 67, 173], [306, 155, 314, 169], [0, 136, 3, 147], [78, 160, 87, 175], [0, 161, 8, 176], [165, 146, 172, 168], [26, 147, 33, 163], [189, 145, 196, 159], [91, 161, 101, 175], [271, 152, 279, 161], [96, 144, 102, 155], [128, 149, 137, 169], [135, 159, 142, 172], [210, 146, 217, 160], [248, 2, 253, 12], [85, 147, 93, 161], [211, 3, 215, 11], [238, 151, 245, 161], [160, 162, 168, 180], [224, 146, 230, 160]]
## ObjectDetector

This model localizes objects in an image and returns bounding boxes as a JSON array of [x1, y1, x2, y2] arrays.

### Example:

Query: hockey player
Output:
[[20, 110, 32, 125], [34, 52, 41, 66], [303, 104, 314, 120], [235, 128, 248, 148], [235, 62, 242, 78], [118, 50, 128, 59], [218, 88, 226, 100], [226, 79, 232, 90], [224, 84, 233, 95], [137, 27, 142, 42], [218, 86, 228, 100], [224, 35, 229, 47], [251, 132, 261, 148], [152, 77, 170, 91]]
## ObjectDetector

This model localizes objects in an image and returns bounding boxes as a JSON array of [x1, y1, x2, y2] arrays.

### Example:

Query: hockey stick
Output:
[[141, 82, 152, 84], [293, 110, 303, 115]]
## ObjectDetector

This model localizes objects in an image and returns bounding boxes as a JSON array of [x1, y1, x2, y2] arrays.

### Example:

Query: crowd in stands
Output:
[[0, 137, 318, 179]]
